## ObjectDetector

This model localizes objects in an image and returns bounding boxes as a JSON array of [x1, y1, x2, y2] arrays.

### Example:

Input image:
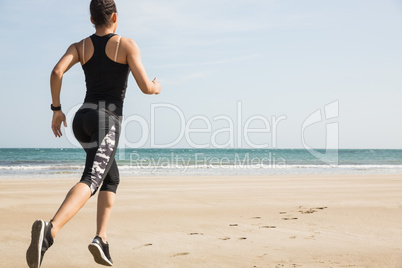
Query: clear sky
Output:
[[0, 0, 401, 149]]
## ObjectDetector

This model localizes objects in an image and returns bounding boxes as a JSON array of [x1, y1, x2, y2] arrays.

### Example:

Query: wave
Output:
[[2, 164, 402, 171]]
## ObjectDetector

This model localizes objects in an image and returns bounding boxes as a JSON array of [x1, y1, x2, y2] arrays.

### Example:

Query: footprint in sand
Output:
[[188, 232, 203, 235], [299, 207, 328, 214], [171, 252, 190, 257], [259, 226, 276, 229], [251, 216, 261, 219], [219, 236, 231, 240], [289, 236, 296, 239], [229, 224, 238, 226], [313, 207, 328, 210], [282, 217, 298, 220], [279, 212, 287, 214], [238, 237, 247, 240], [133, 243, 153, 250], [299, 208, 317, 214]]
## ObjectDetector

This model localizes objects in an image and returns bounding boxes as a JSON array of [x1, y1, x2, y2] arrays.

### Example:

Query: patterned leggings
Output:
[[73, 104, 121, 196]]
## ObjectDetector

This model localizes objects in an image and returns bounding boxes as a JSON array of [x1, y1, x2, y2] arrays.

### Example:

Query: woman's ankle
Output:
[[96, 234, 107, 243], [49, 220, 58, 239]]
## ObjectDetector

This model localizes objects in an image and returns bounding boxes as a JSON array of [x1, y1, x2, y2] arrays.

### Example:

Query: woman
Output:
[[26, 0, 161, 267]]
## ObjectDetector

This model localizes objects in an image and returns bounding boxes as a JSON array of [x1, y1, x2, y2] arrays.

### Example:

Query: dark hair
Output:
[[90, 0, 117, 27]]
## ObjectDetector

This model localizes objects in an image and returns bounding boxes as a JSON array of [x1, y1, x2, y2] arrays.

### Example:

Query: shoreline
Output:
[[2, 148, 402, 179], [1, 174, 401, 267], [1, 168, 402, 180]]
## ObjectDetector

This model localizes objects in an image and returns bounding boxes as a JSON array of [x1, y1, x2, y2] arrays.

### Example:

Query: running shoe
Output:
[[26, 219, 54, 268], [88, 236, 113, 266]]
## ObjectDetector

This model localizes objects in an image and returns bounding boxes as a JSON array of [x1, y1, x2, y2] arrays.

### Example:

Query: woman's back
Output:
[[80, 34, 130, 116], [79, 34, 129, 65]]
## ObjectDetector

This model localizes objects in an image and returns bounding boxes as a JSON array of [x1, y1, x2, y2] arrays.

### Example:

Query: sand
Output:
[[1, 174, 401, 267]]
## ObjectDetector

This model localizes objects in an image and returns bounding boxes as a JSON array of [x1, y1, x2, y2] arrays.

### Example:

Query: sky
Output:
[[0, 0, 401, 149]]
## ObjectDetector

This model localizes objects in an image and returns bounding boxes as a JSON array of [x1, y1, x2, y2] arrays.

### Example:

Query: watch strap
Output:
[[51, 104, 61, 111]]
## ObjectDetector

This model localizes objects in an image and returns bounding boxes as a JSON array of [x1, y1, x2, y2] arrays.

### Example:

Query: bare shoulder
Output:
[[69, 37, 91, 55], [120, 36, 140, 53], [74, 37, 89, 48], [70, 39, 86, 52], [71, 41, 80, 51]]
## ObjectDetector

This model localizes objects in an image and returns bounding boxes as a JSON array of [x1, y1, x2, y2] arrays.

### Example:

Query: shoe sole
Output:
[[26, 220, 44, 268], [88, 243, 113, 266]]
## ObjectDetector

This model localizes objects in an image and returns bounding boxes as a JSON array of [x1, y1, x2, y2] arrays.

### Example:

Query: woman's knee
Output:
[[99, 175, 120, 193]]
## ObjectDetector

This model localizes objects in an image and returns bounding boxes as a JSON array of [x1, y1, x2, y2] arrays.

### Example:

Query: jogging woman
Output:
[[26, 0, 161, 267]]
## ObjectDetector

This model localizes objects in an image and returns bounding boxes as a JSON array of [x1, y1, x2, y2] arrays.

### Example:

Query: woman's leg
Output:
[[96, 191, 116, 242], [50, 182, 92, 238], [87, 159, 120, 266], [96, 160, 120, 242]]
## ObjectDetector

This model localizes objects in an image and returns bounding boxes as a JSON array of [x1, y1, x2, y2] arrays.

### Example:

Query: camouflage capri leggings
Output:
[[73, 104, 121, 196]]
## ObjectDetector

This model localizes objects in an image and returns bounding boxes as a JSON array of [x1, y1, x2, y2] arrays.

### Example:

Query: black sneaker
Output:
[[88, 236, 113, 266], [26, 219, 54, 268]]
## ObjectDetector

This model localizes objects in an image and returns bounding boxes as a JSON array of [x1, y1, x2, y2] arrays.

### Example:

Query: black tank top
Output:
[[82, 33, 130, 116]]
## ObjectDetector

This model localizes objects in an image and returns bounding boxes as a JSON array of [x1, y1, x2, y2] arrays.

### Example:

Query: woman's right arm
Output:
[[125, 38, 161, 95], [50, 43, 80, 137]]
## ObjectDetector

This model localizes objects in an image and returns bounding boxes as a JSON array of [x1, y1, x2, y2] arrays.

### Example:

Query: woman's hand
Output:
[[152, 77, 161, 95], [51, 111, 67, 138]]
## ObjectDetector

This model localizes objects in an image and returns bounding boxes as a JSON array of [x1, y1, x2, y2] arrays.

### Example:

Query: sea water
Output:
[[1, 148, 402, 178]]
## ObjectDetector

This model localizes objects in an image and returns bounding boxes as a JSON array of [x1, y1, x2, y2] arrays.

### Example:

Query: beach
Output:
[[1, 174, 401, 267]]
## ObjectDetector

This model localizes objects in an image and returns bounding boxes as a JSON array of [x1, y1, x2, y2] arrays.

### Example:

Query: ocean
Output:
[[0, 148, 401, 178]]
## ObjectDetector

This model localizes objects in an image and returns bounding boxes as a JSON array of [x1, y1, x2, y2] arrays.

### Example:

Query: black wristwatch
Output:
[[51, 104, 62, 111]]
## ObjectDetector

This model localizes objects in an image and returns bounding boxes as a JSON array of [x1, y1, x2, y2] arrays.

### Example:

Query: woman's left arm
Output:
[[50, 43, 80, 137]]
